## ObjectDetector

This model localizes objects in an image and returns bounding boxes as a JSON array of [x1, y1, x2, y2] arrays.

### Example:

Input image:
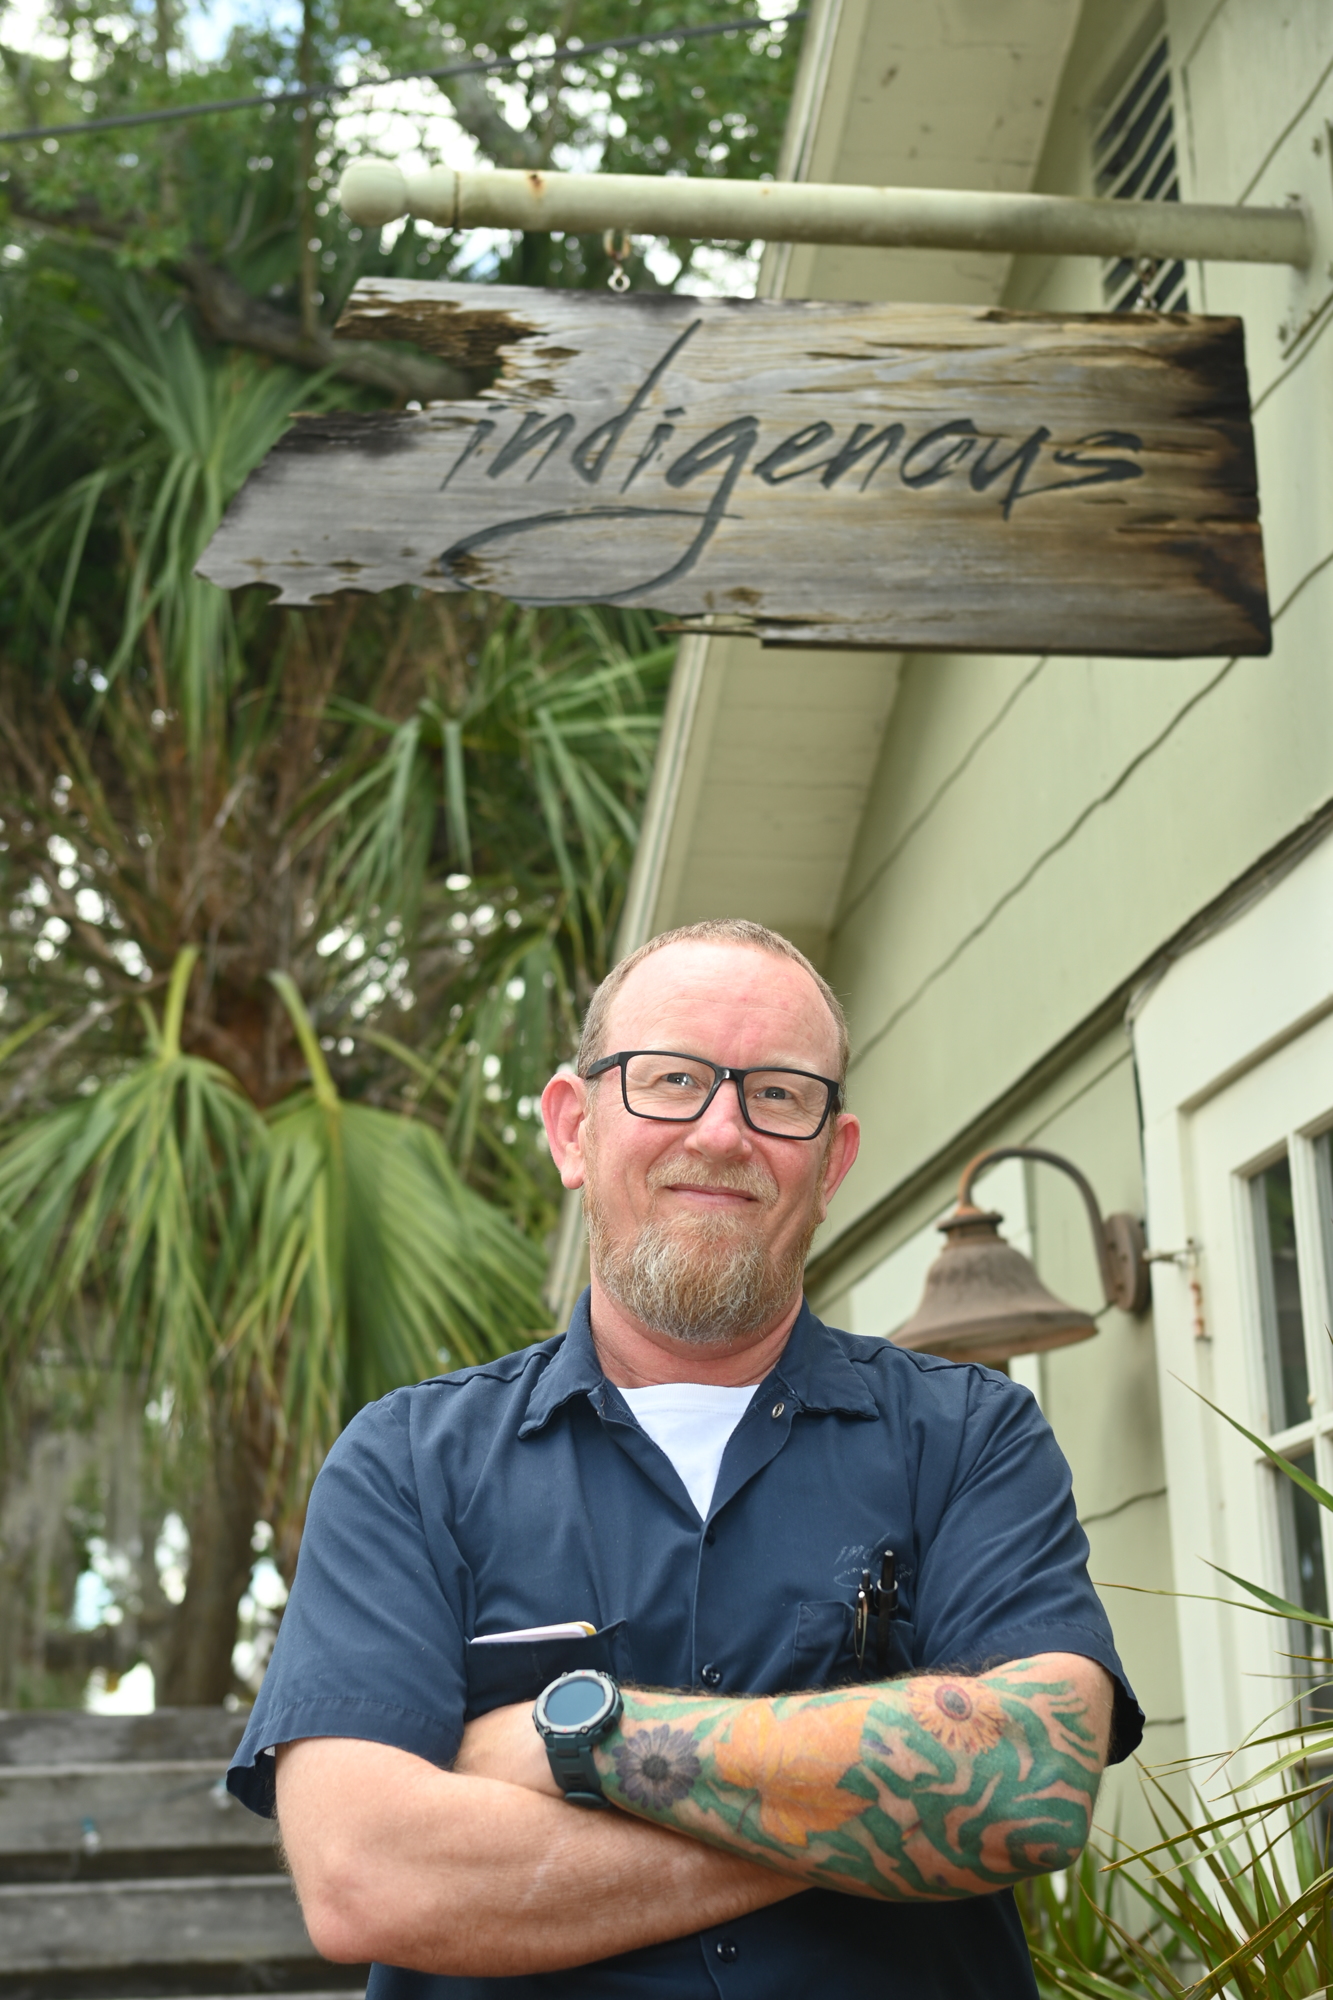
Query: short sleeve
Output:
[[227, 1390, 469, 1817], [912, 1373, 1144, 1764]]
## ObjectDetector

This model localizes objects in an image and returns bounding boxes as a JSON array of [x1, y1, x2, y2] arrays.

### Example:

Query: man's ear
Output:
[[541, 1069, 591, 1190], [813, 1111, 860, 1221]]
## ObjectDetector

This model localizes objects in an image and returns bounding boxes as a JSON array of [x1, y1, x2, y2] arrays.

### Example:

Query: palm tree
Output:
[[0, 259, 670, 1702]]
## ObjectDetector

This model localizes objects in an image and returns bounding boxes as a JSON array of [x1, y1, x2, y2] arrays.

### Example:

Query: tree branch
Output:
[[3, 182, 477, 403], [178, 254, 474, 401], [442, 73, 546, 171]]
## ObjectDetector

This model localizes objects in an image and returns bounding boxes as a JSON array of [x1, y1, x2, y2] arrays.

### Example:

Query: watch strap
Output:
[[544, 1733, 610, 1809]]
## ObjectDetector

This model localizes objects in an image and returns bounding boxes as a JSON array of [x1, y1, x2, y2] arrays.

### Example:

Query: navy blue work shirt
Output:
[[230, 1292, 1142, 2000]]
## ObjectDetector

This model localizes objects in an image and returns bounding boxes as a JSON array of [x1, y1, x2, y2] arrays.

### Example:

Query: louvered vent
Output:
[[1093, 22, 1188, 312]]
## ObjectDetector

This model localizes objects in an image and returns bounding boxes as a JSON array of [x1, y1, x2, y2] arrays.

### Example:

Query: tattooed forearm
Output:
[[593, 1653, 1110, 1903]]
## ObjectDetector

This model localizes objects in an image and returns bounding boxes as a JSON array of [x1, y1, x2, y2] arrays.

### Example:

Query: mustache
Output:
[[645, 1156, 779, 1206]]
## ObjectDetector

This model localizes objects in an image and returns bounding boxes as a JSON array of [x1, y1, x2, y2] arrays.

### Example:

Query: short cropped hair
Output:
[[576, 919, 850, 1085]]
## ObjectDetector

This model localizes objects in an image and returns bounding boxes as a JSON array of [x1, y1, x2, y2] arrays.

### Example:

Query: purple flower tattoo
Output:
[[611, 1724, 701, 1810]]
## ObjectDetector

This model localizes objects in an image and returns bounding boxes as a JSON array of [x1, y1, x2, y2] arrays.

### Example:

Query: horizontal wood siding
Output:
[[820, 0, 1333, 1268]]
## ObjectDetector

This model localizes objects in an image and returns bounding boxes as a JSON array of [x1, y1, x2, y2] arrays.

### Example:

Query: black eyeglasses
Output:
[[584, 1050, 841, 1141]]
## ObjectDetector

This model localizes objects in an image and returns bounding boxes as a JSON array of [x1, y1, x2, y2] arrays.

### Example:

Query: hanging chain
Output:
[[1130, 256, 1163, 310]]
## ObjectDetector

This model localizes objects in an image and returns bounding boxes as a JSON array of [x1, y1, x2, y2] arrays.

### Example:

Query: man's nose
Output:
[[682, 1077, 752, 1154]]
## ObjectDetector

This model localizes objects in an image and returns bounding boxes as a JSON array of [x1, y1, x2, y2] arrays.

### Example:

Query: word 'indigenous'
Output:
[[435, 321, 1143, 596]]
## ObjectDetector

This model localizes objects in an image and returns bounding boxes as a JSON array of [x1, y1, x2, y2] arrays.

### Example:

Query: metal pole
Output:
[[339, 160, 1311, 269]]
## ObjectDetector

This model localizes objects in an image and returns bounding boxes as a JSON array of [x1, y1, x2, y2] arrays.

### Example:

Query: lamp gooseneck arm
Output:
[[956, 1145, 1124, 1308]]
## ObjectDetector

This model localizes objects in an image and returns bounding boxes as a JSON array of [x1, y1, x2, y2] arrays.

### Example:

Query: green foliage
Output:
[[0, 0, 804, 362], [1028, 1771, 1332, 1999], [0, 207, 672, 1689], [316, 606, 672, 1170], [0, 0, 797, 1704], [0, 271, 672, 1686], [1018, 1843, 1165, 1996], [0, 954, 550, 1515], [0, 952, 260, 1409]]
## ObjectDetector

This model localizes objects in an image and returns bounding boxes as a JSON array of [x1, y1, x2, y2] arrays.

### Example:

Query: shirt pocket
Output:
[[463, 1620, 633, 1718], [788, 1599, 858, 1689], [789, 1600, 917, 1689]]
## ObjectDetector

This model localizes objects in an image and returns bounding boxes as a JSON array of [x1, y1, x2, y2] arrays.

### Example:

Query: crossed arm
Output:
[[278, 1651, 1112, 1978]]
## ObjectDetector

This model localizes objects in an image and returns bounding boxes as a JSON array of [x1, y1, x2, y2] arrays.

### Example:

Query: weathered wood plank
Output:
[[0, 1877, 310, 1971], [199, 281, 1270, 658], [0, 1762, 273, 1856], [0, 1709, 246, 1766]]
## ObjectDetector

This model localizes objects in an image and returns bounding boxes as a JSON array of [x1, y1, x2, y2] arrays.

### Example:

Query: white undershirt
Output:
[[620, 1382, 757, 1521]]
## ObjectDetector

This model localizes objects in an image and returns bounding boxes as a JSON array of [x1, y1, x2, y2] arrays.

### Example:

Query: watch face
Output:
[[543, 1673, 613, 1731]]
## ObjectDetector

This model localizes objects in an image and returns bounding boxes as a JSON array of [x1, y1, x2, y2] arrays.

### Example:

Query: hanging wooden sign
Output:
[[199, 281, 1270, 657]]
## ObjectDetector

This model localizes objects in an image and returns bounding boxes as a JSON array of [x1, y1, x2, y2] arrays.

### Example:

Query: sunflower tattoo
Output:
[[904, 1678, 1005, 1756], [611, 1724, 701, 1810]]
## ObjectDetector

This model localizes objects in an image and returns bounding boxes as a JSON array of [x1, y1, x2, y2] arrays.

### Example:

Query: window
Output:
[[1253, 1153, 1312, 1435], [1092, 15, 1189, 313], [1133, 831, 1333, 1767], [1251, 1138, 1333, 1709]]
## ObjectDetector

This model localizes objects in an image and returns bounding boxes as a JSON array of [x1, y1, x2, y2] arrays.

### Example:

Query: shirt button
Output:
[[701, 1663, 723, 1687], [715, 1939, 739, 1963], [771, 1401, 785, 1418]]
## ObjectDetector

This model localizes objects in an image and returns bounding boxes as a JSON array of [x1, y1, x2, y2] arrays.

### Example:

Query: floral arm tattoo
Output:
[[593, 1658, 1106, 1902]]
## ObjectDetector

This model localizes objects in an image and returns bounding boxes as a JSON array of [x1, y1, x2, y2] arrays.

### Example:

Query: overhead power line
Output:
[[0, 9, 807, 147]]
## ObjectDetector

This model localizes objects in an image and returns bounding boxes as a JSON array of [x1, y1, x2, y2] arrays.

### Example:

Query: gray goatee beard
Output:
[[585, 1155, 820, 1348]]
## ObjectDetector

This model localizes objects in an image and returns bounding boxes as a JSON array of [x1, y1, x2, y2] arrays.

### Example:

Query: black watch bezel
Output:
[[532, 1669, 623, 1809]]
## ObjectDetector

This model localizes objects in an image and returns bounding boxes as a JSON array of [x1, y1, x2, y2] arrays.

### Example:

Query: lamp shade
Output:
[[892, 1205, 1098, 1366]]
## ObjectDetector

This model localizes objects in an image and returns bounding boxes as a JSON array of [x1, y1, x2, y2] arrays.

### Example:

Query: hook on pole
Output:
[[602, 228, 633, 291]]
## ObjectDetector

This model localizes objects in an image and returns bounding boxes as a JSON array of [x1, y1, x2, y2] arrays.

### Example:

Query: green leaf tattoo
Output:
[[593, 1658, 1106, 1902]]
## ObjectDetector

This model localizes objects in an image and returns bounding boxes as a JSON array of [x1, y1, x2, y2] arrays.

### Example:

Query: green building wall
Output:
[[807, 0, 1333, 1824]]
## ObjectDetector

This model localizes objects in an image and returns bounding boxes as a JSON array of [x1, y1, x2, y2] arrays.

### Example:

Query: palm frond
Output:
[[234, 973, 549, 1497], [0, 951, 261, 1407]]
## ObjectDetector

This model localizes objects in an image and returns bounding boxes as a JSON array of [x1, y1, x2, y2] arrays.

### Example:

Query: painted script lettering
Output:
[[433, 329, 1145, 602]]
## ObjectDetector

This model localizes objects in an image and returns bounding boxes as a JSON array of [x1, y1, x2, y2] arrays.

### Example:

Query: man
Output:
[[229, 918, 1142, 1999]]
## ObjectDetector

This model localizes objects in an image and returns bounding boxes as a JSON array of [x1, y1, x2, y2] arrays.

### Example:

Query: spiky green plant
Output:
[[1029, 1767, 1332, 1999], [1018, 1840, 1168, 1996]]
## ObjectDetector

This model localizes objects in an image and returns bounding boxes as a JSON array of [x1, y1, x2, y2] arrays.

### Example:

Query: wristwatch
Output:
[[532, 1669, 623, 1808]]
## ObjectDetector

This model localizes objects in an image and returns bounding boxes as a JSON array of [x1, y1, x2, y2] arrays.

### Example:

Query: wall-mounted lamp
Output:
[[892, 1145, 1151, 1366]]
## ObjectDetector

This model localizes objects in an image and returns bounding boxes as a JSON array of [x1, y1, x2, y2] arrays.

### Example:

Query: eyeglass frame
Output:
[[582, 1049, 843, 1142]]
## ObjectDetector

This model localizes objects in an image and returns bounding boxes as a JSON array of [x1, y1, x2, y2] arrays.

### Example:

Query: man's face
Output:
[[548, 943, 859, 1347]]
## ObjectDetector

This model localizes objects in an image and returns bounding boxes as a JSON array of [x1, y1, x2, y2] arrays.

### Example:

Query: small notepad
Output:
[[469, 1621, 595, 1645]]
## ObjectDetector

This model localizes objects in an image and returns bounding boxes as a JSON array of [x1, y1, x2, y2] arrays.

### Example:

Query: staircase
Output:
[[0, 1709, 367, 2000]]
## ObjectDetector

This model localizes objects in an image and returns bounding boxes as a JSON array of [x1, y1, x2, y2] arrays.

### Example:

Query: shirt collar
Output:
[[518, 1290, 607, 1437], [518, 1289, 877, 1437], [769, 1298, 878, 1417]]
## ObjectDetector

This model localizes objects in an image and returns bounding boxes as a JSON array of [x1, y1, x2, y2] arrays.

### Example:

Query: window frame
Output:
[[1132, 831, 1333, 1773]]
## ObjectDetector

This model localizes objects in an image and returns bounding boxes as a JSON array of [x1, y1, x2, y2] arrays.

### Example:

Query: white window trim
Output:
[[1132, 828, 1333, 1767]]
